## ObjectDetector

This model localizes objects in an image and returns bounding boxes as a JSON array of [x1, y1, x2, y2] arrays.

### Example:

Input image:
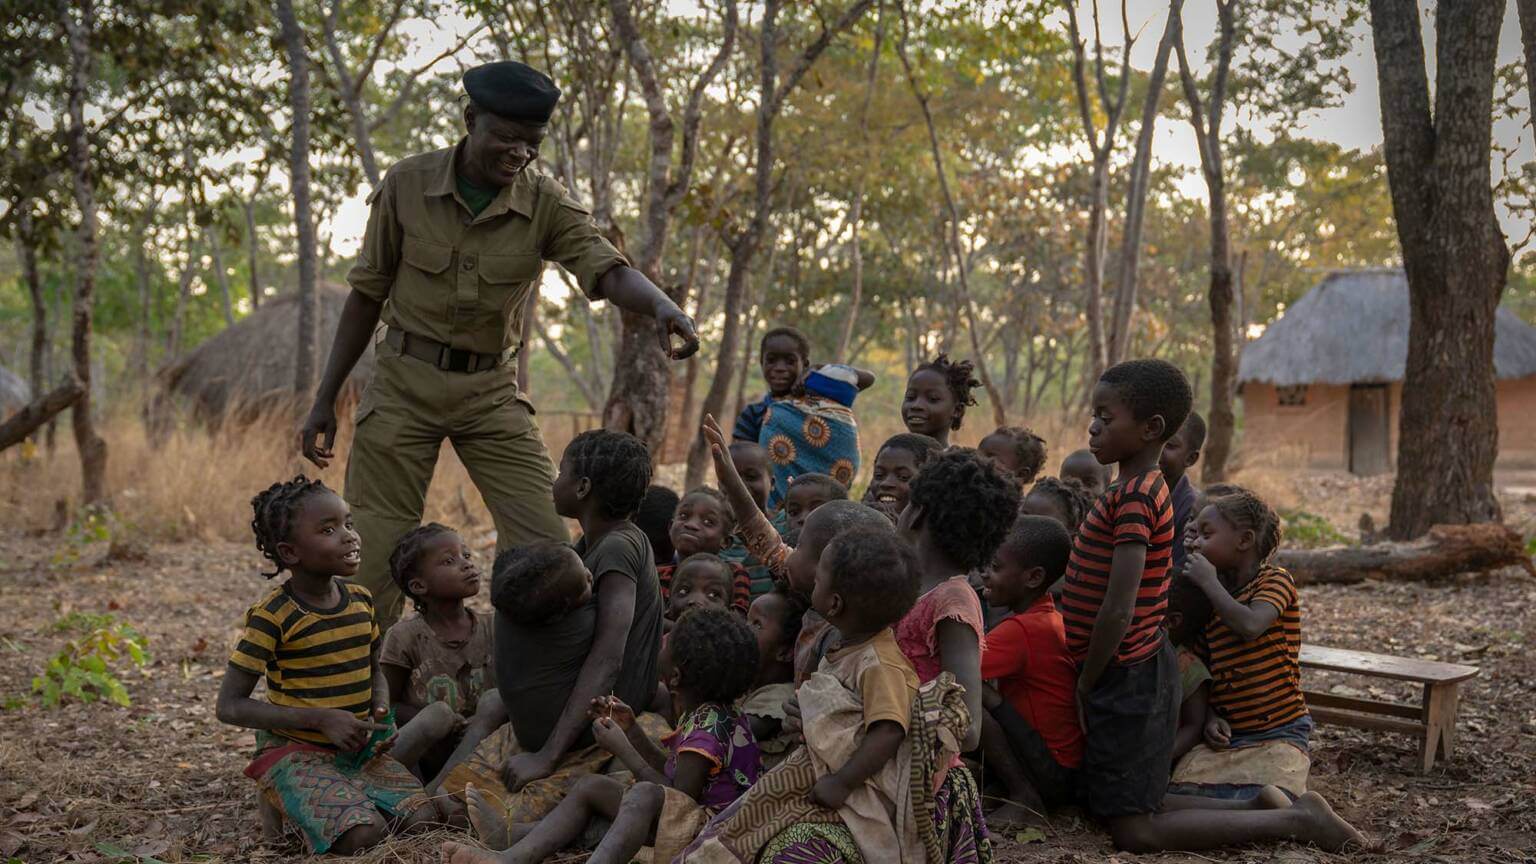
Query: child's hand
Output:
[[591, 716, 629, 755], [1204, 715, 1232, 749], [1185, 553, 1221, 591], [501, 751, 556, 792], [587, 696, 637, 731], [809, 774, 852, 810], [702, 416, 739, 481], [781, 692, 802, 735], [315, 709, 384, 752]]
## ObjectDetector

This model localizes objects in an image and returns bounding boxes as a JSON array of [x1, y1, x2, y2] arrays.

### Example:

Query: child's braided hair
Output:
[[914, 353, 980, 431], [1027, 476, 1095, 537], [564, 429, 653, 519], [987, 426, 1048, 483], [250, 475, 332, 578], [1208, 485, 1284, 562], [388, 523, 457, 611]]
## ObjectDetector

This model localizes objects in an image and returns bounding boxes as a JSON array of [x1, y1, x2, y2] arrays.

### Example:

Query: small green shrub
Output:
[[1279, 508, 1348, 549], [50, 506, 120, 567], [32, 616, 149, 708]]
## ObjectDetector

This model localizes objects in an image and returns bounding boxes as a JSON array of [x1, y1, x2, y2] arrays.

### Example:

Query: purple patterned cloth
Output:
[[665, 703, 763, 812]]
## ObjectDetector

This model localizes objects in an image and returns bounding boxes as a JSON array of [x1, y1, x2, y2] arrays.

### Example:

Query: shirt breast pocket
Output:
[[479, 252, 543, 317]]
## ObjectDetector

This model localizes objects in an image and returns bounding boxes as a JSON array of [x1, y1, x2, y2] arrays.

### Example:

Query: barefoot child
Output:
[[444, 607, 761, 864], [977, 515, 1083, 825], [661, 487, 752, 615], [381, 524, 505, 791], [861, 432, 943, 523], [216, 477, 436, 855], [1065, 360, 1363, 853], [978, 426, 1048, 488], [444, 431, 665, 833], [900, 353, 979, 448]]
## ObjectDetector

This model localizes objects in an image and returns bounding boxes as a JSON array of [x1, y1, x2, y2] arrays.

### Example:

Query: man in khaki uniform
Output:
[[301, 61, 697, 627]]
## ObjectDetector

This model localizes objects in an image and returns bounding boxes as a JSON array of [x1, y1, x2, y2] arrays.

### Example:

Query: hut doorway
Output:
[[1348, 383, 1392, 476]]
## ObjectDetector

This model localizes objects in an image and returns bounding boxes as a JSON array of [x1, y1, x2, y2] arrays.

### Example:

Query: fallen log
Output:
[[0, 376, 84, 451], [1276, 522, 1535, 585]]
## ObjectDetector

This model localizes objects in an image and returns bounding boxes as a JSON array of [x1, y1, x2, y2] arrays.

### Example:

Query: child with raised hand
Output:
[[782, 472, 848, 539], [1160, 411, 1206, 573], [901, 353, 979, 447], [661, 487, 752, 615], [979, 426, 1049, 488], [701, 414, 892, 683], [444, 607, 761, 864], [217, 477, 436, 855], [381, 524, 505, 793], [741, 585, 808, 766], [892, 448, 1019, 857], [1065, 361, 1363, 853], [861, 432, 943, 523], [977, 515, 1083, 827], [721, 441, 783, 597], [1059, 448, 1112, 498]]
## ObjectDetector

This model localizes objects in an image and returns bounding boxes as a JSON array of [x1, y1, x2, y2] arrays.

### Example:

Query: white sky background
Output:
[[322, 1, 1534, 262]]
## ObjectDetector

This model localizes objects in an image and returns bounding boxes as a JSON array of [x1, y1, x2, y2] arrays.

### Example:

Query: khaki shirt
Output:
[[347, 140, 629, 355]]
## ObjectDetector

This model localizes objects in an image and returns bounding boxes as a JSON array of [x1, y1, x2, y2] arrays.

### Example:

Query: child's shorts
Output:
[[988, 701, 1080, 807], [1079, 638, 1179, 818], [247, 739, 429, 853]]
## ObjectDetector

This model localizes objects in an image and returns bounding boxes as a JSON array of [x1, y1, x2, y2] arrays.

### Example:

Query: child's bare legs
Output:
[[1160, 785, 1292, 812], [428, 691, 506, 795], [445, 773, 626, 864], [979, 711, 1046, 827], [1108, 791, 1365, 853], [329, 819, 387, 855], [588, 781, 664, 864], [394, 702, 462, 770], [464, 784, 534, 850]]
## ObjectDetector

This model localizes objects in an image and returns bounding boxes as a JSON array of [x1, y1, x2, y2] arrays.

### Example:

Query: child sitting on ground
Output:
[[1159, 411, 1206, 573], [741, 584, 807, 766], [977, 515, 1083, 826], [901, 353, 979, 448], [217, 477, 439, 855], [1065, 360, 1363, 852], [664, 553, 738, 622], [861, 432, 944, 523], [761, 364, 865, 509], [444, 607, 761, 864], [660, 487, 752, 615], [1166, 575, 1214, 766], [381, 524, 505, 792], [720, 441, 783, 597], [636, 486, 681, 568], [979, 426, 1049, 488], [781, 472, 848, 539], [1059, 448, 1112, 498]]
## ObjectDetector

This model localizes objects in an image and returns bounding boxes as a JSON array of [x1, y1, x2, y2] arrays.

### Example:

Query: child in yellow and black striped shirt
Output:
[[217, 476, 439, 855]]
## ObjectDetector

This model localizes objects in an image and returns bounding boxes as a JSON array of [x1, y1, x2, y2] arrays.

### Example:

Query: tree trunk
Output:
[[132, 203, 157, 388], [1108, 0, 1181, 364], [62, 0, 108, 506], [166, 243, 200, 360], [1516, 0, 1536, 123], [1370, 0, 1508, 539], [0, 377, 84, 453], [206, 226, 236, 327], [20, 209, 46, 435], [243, 187, 262, 308], [683, 0, 874, 487], [277, 0, 320, 394], [1274, 523, 1533, 585], [837, 0, 885, 360]]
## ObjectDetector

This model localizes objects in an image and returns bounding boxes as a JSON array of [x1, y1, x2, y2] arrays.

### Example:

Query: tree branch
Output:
[[0, 376, 83, 452], [768, 0, 876, 115]]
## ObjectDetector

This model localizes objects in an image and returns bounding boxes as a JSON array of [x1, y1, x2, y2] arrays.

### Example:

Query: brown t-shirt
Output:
[[379, 611, 494, 716]]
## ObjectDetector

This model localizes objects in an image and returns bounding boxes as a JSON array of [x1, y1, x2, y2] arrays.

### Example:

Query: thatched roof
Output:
[[1239, 269, 1536, 386], [0, 362, 30, 417], [158, 283, 374, 419]]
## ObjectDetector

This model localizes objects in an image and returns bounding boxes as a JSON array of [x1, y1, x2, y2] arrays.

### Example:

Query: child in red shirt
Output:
[[978, 515, 1083, 825]]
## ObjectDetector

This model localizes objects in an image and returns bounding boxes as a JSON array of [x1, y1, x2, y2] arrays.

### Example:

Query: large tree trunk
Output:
[[1371, 0, 1508, 539], [1108, 0, 1181, 363], [277, 0, 319, 394], [1517, 0, 1536, 122], [20, 209, 46, 435], [683, 0, 873, 487], [62, 0, 108, 506], [1175, 1, 1239, 483]]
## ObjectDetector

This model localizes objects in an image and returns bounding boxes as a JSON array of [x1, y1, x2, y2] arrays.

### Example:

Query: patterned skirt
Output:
[[758, 767, 993, 864]]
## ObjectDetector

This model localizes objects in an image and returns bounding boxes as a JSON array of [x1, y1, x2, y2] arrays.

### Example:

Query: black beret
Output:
[[464, 61, 561, 126]]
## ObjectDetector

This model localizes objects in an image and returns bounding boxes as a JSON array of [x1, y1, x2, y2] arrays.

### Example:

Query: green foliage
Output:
[[1524, 533, 1536, 558], [31, 615, 149, 709], [50, 507, 121, 568], [1279, 508, 1348, 549]]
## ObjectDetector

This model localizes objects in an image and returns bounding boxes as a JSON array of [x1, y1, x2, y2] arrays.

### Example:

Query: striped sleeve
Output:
[[1111, 480, 1159, 546], [229, 605, 279, 675], [730, 564, 753, 615], [1249, 569, 1297, 616]]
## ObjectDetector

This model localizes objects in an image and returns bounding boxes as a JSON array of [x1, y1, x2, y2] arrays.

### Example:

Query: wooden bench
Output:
[[1300, 644, 1479, 772]]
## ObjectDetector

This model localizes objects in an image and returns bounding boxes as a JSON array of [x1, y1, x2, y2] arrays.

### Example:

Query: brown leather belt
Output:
[[384, 326, 509, 374]]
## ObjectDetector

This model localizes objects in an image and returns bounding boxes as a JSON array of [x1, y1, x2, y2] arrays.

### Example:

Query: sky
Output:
[[321, 1, 1535, 262]]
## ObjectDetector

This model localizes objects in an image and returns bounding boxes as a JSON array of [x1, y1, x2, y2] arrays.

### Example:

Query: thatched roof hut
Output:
[[0, 362, 31, 418], [157, 283, 374, 421], [1238, 269, 1536, 475]]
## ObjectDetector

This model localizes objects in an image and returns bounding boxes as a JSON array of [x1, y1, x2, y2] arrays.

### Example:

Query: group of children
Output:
[[218, 326, 1369, 861]]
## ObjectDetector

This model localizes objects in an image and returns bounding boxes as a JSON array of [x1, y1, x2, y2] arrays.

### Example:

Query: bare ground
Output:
[[0, 531, 1532, 864]]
